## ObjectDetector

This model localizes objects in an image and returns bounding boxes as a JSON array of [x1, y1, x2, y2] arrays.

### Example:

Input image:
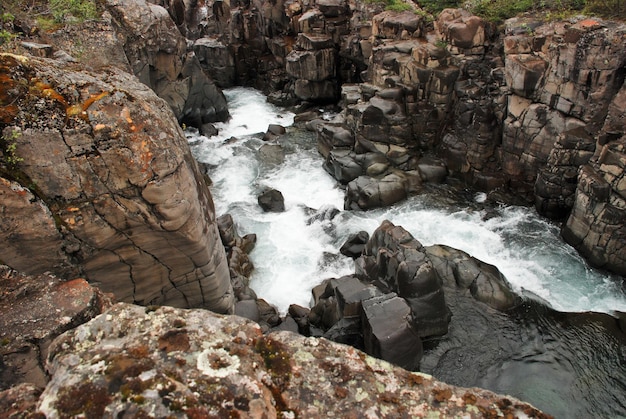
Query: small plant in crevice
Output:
[[1, 128, 23, 167]]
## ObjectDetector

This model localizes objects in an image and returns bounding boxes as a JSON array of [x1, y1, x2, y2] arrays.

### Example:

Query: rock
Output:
[[0, 383, 42, 418], [357, 220, 451, 337], [258, 143, 285, 165], [534, 126, 595, 219], [34, 303, 549, 418], [104, 0, 229, 126], [437, 9, 489, 53], [0, 266, 113, 390], [425, 245, 521, 311], [339, 230, 370, 258], [361, 293, 423, 370], [372, 11, 425, 40], [0, 54, 234, 313], [258, 188, 286, 212], [344, 174, 409, 210], [234, 299, 260, 322], [562, 146, 626, 276]]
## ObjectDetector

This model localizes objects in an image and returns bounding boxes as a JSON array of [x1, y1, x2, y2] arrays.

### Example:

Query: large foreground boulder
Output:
[[0, 53, 233, 313], [35, 303, 549, 418]]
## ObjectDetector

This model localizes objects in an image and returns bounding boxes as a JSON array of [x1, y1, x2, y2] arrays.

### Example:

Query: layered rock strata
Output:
[[0, 53, 234, 312]]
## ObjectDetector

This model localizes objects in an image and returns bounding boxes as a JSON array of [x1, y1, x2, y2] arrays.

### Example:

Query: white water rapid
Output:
[[188, 87, 626, 316]]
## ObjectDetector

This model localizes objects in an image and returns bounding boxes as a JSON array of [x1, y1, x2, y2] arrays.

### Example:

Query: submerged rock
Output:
[[37, 303, 550, 418]]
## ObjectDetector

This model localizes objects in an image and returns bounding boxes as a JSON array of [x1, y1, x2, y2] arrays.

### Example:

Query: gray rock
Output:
[[258, 188, 286, 212], [361, 293, 423, 370]]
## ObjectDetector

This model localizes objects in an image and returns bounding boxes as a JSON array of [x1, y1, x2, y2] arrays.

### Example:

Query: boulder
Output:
[[0, 54, 234, 313], [34, 303, 549, 418], [425, 245, 521, 311], [258, 188, 286, 212], [361, 293, 423, 370], [356, 220, 451, 337], [339, 230, 370, 258], [344, 174, 409, 210], [259, 143, 285, 165]]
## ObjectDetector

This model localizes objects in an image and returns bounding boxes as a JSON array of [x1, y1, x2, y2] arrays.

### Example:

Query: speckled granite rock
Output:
[[38, 303, 550, 418]]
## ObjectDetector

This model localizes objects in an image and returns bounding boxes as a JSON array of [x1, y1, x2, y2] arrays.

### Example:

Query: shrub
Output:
[[49, 0, 97, 23]]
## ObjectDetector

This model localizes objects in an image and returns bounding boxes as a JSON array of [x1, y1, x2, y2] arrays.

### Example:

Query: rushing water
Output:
[[188, 88, 626, 417], [189, 87, 626, 316]]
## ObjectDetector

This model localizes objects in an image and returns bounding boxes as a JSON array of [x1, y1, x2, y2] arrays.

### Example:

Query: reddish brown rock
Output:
[[0, 266, 113, 391]]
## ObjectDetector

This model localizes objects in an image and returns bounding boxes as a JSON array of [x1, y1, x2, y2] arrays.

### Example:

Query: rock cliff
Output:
[[0, 53, 233, 313]]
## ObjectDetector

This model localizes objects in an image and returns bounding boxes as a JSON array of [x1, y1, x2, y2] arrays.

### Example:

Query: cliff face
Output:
[[0, 53, 233, 313], [175, 0, 625, 274]]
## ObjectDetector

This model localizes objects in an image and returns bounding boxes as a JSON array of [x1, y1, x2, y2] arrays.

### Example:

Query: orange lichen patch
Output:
[[407, 373, 424, 386], [462, 391, 478, 405], [158, 329, 191, 353], [579, 19, 600, 28], [66, 91, 110, 118], [0, 67, 19, 124], [31, 80, 68, 107], [55, 382, 112, 417], [432, 387, 453, 403]]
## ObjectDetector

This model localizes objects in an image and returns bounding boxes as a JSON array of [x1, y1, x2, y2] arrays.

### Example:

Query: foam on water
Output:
[[189, 87, 626, 315]]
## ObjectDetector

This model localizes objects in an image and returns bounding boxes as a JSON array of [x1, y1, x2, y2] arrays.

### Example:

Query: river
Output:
[[188, 87, 626, 418]]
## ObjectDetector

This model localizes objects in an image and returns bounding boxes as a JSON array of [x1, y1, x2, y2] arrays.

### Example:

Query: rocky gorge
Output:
[[1, 0, 625, 417]]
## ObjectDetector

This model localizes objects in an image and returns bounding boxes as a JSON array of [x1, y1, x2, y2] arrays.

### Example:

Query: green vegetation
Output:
[[0, 12, 16, 45], [49, 0, 97, 23], [366, 0, 416, 12], [417, 0, 624, 21], [1, 129, 23, 167]]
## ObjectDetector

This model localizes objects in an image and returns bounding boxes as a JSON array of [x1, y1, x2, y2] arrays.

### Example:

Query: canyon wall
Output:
[[173, 0, 624, 275], [0, 53, 233, 313]]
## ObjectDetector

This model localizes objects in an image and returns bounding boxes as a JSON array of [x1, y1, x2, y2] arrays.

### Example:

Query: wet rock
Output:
[[357, 220, 451, 337], [339, 230, 370, 259], [35, 303, 549, 418], [262, 123, 287, 141], [361, 293, 423, 370], [258, 143, 285, 165], [425, 245, 521, 311], [344, 174, 410, 210], [258, 188, 286, 212]]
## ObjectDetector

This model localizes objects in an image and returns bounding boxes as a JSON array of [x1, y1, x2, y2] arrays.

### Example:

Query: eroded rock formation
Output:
[[0, 53, 233, 312]]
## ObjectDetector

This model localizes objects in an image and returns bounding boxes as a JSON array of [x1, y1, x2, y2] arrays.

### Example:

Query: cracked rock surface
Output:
[[0, 53, 233, 312]]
